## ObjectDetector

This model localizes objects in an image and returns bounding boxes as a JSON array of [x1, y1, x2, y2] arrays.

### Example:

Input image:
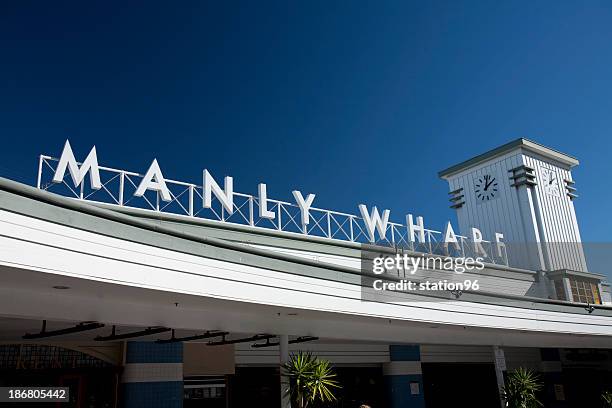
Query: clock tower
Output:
[[439, 138, 588, 272]]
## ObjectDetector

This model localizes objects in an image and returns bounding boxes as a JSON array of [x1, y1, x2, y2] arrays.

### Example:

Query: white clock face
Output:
[[474, 174, 498, 201], [541, 168, 560, 197]]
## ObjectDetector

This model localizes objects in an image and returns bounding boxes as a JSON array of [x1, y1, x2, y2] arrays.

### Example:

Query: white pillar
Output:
[[280, 335, 291, 408], [493, 345, 506, 408]]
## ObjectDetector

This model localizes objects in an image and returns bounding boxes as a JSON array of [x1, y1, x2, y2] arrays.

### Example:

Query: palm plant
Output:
[[501, 367, 543, 408], [602, 390, 612, 408], [282, 351, 340, 408]]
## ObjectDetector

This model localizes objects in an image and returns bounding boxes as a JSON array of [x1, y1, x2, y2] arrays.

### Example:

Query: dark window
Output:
[[553, 279, 567, 301]]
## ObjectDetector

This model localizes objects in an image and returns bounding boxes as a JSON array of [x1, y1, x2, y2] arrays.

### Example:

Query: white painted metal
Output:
[[246, 244, 535, 297], [0, 208, 611, 346], [37, 155, 508, 265], [444, 147, 587, 271], [523, 154, 587, 271]]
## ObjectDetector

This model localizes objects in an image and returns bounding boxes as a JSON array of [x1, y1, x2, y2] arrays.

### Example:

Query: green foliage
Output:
[[501, 367, 543, 408], [282, 351, 340, 408], [603, 390, 612, 408]]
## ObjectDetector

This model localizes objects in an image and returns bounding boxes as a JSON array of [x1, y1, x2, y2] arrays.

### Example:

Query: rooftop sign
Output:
[[37, 140, 507, 264]]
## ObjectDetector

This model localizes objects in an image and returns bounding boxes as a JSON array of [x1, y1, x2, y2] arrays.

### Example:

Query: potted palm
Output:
[[602, 390, 612, 408], [282, 351, 340, 408], [501, 367, 543, 408]]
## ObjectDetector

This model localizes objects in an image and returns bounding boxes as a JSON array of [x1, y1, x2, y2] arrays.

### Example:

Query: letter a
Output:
[[135, 159, 172, 202]]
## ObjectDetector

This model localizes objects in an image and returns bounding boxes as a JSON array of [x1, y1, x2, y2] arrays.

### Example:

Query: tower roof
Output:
[[438, 138, 579, 179]]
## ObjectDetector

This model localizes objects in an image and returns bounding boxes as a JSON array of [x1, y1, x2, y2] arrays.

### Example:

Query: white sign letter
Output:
[[471, 227, 487, 256], [443, 221, 460, 251], [135, 159, 171, 202], [52, 140, 101, 190], [495, 232, 505, 258], [292, 191, 315, 227], [203, 170, 234, 214], [258, 183, 275, 220], [359, 205, 390, 243], [406, 214, 425, 243]]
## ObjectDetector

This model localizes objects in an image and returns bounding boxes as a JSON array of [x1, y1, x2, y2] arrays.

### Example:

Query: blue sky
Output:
[[1, 0, 611, 247]]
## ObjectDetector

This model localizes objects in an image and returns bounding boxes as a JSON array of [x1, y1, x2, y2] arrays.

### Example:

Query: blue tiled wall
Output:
[[386, 374, 425, 408], [122, 342, 184, 408], [125, 341, 183, 364], [390, 345, 421, 362], [386, 345, 425, 408]]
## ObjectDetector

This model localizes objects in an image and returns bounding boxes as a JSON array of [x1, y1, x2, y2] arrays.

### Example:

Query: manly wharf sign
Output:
[[36, 140, 507, 264]]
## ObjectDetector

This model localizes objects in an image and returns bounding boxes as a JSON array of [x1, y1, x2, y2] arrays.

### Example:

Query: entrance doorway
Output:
[[422, 363, 501, 408], [227, 366, 384, 408], [228, 367, 280, 408], [332, 367, 384, 408], [0, 344, 119, 408], [563, 367, 612, 407]]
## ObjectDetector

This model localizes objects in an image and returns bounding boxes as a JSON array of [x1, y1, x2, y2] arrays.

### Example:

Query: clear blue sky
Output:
[[1, 1, 611, 245]]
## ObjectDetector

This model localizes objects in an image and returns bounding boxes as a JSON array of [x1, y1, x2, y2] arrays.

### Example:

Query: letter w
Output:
[[358, 204, 390, 243]]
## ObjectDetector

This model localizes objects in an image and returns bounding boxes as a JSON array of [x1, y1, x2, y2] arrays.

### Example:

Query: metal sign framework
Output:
[[36, 154, 507, 265]]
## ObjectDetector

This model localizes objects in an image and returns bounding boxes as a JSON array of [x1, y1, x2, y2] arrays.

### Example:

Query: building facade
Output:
[[0, 139, 610, 407]]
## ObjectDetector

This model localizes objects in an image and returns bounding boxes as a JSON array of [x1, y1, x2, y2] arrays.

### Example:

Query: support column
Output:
[[493, 345, 507, 408], [384, 345, 425, 408], [540, 348, 566, 408], [279, 335, 291, 408], [121, 341, 183, 408]]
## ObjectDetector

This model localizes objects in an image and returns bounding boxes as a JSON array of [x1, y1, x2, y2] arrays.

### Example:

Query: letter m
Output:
[[52, 140, 102, 190]]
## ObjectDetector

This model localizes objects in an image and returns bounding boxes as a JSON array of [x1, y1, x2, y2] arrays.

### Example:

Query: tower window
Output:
[[569, 278, 601, 304]]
